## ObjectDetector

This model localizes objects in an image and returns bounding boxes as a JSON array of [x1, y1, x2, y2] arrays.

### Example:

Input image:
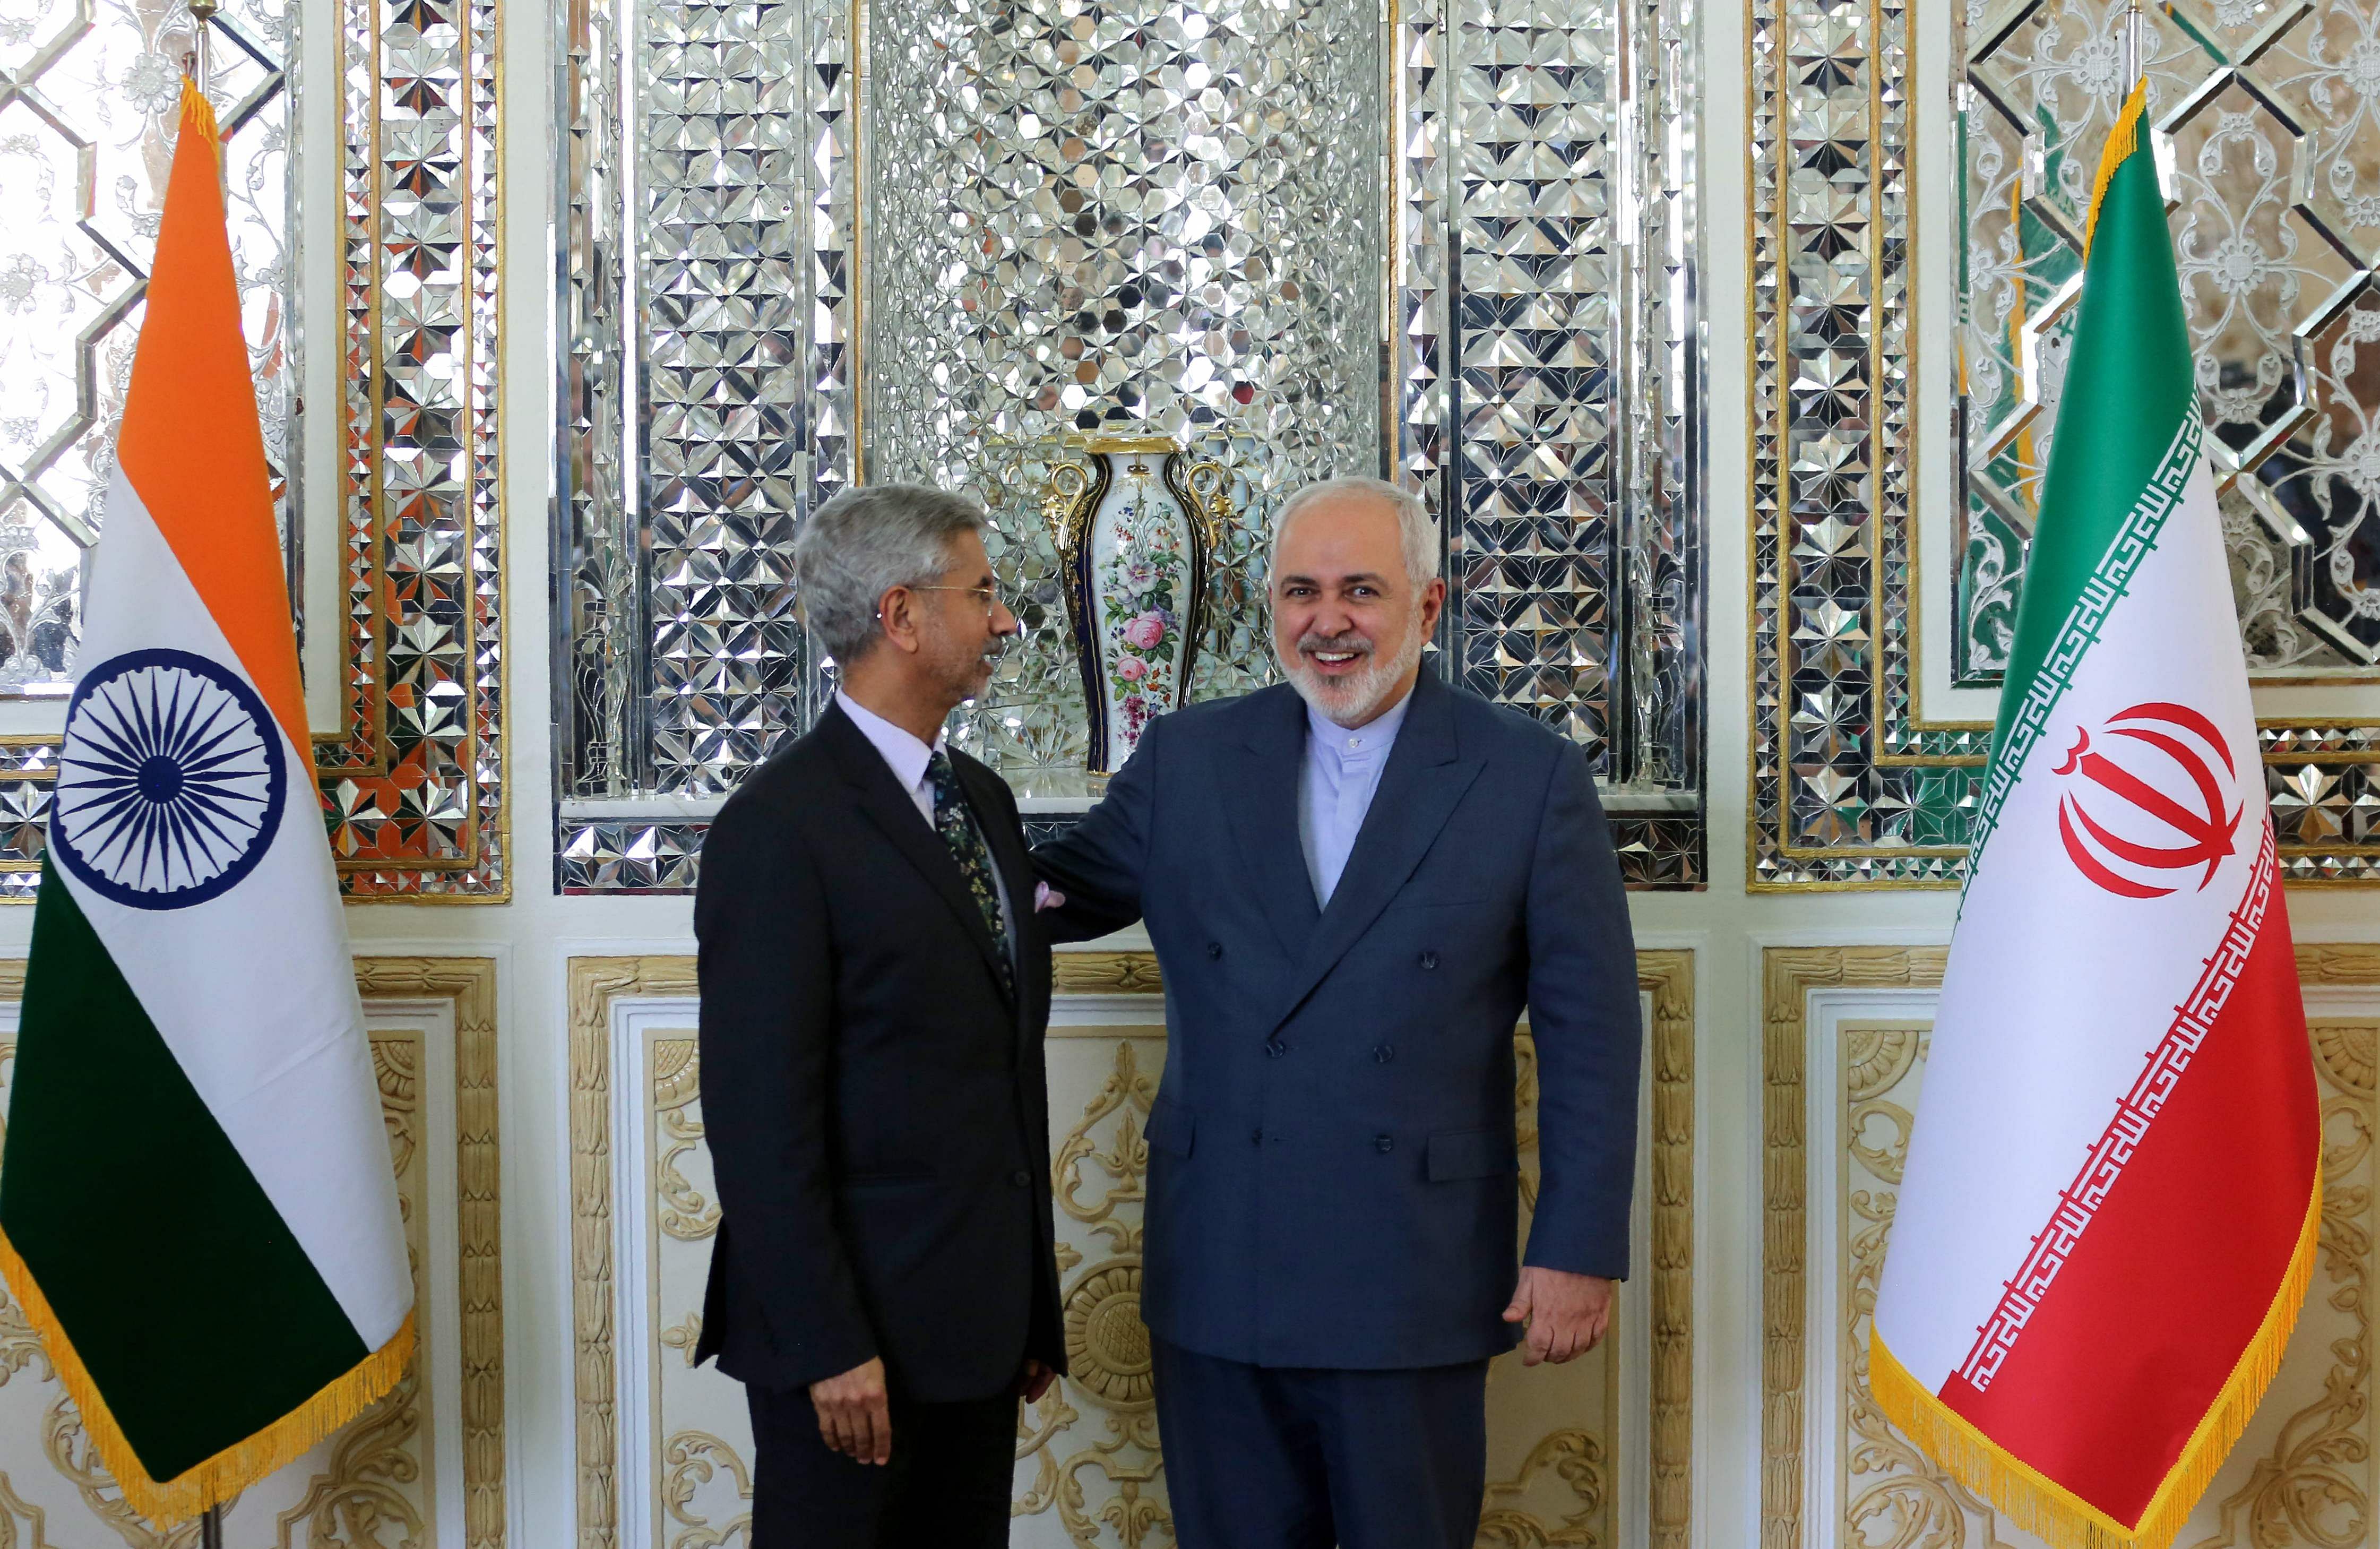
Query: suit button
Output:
[[1265, 1039, 1287, 1059], [1374, 1043, 1395, 1063], [1010, 1170, 1031, 1187], [1375, 1134, 1395, 1154], [1252, 1128, 1265, 1147], [1206, 942, 1223, 959], [1419, 950, 1439, 970]]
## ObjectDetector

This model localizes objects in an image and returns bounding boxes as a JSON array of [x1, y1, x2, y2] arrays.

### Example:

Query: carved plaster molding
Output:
[[0, 956, 503, 1547], [573, 948, 1691, 1549], [1760, 943, 2380, 1549], [1760, 946, 1948, 1549], [568, 956, 699, 1549], [1051, 950, 1165, 996], [352, 956, 507, 1549]]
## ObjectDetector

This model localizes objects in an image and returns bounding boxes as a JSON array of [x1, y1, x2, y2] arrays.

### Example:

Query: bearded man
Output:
[[1032, 476, 1641, 1549]]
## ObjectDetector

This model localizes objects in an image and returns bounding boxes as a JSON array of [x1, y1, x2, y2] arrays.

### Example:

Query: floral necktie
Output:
[[926, 748, 1014, 1000]]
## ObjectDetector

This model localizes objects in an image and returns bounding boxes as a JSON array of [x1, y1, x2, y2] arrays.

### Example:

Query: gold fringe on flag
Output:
[[2083, 76, 2150, 259], [0, 1226, 414, 1528], [1870, 1156, 2322, 1549], [177, 74, 221, 146]]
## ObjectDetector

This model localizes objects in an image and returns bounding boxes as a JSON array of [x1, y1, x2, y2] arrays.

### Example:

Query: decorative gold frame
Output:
[[0, 956, 504, 1545], [1758, 942, 2380, 1546], [569, 948, 1692, 1549]]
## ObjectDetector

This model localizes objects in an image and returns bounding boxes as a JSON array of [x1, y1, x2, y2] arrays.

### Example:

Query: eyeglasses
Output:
[[907, 583, 1008, 617]]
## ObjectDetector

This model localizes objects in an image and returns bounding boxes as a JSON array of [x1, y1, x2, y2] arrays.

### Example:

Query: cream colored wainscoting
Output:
[[569, 950, 1692, 1549], [1761, 945, 2380, 1549], [0, 958, 504, 1549]]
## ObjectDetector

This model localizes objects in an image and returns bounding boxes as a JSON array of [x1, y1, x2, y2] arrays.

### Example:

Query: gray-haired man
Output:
[[1034, 475, 1641, 1549], [693, 484, 1066, 1548]]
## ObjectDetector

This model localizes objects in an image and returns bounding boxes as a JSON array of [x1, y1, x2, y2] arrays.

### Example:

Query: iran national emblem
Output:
[[2051, 701, 2241, 899]]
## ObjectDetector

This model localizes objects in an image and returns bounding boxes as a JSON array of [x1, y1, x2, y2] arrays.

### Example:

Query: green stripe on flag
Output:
[[0, 860, 368, 1483], [1967, 126, 2197, 871]]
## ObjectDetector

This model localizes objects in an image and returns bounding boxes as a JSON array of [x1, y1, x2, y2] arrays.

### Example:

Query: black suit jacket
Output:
[[692, 703, 1065, 1401]]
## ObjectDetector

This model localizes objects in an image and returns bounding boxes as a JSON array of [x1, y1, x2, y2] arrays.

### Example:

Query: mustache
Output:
[[1296, 631, 1374, 658]]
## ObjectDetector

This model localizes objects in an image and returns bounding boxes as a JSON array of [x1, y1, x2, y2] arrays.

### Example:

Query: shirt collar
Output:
[[1305, 681, 1415, 764], [836, 690, 944, 793]]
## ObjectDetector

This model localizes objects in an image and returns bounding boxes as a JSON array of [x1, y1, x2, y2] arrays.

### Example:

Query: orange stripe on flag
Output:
[[114, 81, 310, 755]]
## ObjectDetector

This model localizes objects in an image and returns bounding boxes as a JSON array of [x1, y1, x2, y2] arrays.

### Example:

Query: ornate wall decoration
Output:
[[1959, 1, 2380, 681], [321, 0, 504, 897], [1751, 0, 2380, 887], [554, 0, 851, 808], [868, 0, 1381, 779], [1477, 1429, 1608, 1549], [1761, 943, 2380, 1549], [0, 0, 505, 899], [0, 0, 294, 699], [555, 0, 1707, 893], [0, 956, 504, 1546], [569, 948, 1692, 1549]]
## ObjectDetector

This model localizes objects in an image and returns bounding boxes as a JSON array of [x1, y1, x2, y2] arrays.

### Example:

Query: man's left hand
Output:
[[1017, 1357, 1058, 1402], [1502, 1267, 1615, 1365]]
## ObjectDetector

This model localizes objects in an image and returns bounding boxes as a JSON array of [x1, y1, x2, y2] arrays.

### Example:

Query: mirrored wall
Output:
[[554, 0, 1709, 892]]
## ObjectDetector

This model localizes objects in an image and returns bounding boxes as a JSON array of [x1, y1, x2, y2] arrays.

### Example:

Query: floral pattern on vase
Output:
[[1047, 442, 1227, 774]]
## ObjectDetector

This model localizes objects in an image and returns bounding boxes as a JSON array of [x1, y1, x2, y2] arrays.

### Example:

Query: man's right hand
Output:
[[809, 1357, 891, 1464]]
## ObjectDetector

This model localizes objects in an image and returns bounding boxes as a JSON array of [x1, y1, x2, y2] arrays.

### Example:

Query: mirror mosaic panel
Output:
[[0, 0, 505, 899], [865, 0, 1385, 783], [556, 0, 1704, 892], [0, 0, 292, 696], [1960, 0, 2380, 681], [1750, 0, 2380, 887]]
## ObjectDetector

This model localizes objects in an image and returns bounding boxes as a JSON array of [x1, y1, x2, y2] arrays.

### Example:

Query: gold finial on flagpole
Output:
[[186, 0, 218, 97]]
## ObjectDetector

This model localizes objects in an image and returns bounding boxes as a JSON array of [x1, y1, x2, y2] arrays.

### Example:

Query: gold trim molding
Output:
[[572, 948, 1692, 1549], [568, 956, 697, 1549], [1760, 942, 2380, 1547], [353, 956, 508, 1549], [0, 956, 503, 1546]]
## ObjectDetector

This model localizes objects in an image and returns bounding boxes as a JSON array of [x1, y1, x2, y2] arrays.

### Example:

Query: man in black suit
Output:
[[694, 483, 1065, 1548]]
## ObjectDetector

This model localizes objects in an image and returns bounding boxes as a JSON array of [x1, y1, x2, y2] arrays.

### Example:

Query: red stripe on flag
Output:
[[1935, 841, 2318, 1527]]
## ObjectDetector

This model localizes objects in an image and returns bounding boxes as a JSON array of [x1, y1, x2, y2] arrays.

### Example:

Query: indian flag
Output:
[[1870, 80, 2322, 1549], [0, 81, 411, 1525]]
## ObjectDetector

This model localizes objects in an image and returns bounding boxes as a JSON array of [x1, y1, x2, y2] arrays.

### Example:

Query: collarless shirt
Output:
[[1298, 684, 1415, 907], [835, 691, 1015, 954]]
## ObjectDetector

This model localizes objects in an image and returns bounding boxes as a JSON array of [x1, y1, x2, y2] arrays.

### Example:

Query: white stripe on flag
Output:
[[1875, 455, 2263, 1390], [52, 467, 410, 1350]]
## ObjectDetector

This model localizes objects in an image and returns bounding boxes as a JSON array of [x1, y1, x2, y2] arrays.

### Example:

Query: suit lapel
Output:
[[1267, 672, 1484, 1031], [1222, 687, 1321, 957], [821, 706, 1012, 995]]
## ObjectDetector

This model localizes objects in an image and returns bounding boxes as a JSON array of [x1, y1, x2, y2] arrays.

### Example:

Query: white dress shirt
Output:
[[835, 691, 1016, 954], [1297, 684, 1416, 906]]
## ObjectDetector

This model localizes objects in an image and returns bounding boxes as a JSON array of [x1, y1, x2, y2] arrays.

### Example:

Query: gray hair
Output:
[[794, 484, 987, 664], [1269, 476, 1440, 588]]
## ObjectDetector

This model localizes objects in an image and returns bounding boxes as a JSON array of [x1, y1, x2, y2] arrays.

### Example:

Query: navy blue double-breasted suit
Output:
[[1033, 667, 1641, 1547]]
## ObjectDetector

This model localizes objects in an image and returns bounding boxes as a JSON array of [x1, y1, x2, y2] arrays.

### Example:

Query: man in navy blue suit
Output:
[[1033, 476, 1642, 1549]]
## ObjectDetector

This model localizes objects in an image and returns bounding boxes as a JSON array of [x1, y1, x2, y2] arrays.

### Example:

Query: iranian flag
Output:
[[1871, 80, 2322, 1549], [0, 81, 411, 1525]]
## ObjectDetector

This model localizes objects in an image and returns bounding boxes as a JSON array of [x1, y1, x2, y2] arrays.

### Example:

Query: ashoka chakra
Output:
[[51, 649, 288, 910]]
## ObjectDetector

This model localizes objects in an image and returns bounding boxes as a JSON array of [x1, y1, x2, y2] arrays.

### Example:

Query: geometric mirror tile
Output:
[[1750, 0, 2380, 886], [0, 0, 505, 899]]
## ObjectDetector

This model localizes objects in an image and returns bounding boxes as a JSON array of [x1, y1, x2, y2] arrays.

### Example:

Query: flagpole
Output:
[[187, 0, 217, 87], [2124, 0, 2144, 91]]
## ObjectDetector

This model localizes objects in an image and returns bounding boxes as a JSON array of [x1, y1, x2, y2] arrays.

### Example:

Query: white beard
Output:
[[1279, 609, 1425, 728]]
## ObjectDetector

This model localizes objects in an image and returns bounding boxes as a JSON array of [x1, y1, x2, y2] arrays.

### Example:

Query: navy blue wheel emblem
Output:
[[50, 648, 287, 910]]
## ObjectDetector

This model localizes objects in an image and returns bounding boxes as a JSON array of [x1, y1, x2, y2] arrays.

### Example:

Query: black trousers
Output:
[[1151, 1337, 1489, 1549], [746, 1381, 1018, 1549]]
